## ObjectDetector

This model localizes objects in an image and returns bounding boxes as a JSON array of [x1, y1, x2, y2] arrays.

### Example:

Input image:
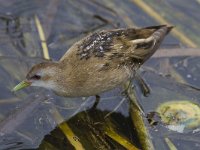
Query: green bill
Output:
[[12, 80, 31, 92]]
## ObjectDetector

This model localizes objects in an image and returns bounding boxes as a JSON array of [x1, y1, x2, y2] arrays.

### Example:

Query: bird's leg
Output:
[[135, 73, 150, 97], [91, 95, 100, 109], [121, 80, 132, 96]]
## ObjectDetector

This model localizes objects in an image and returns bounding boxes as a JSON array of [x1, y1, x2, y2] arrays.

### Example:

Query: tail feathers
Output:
[[130, 25, 174, 63], [144, 24, 174, 32], [151, 25, 174, 41], [166, 25, 174, 34]]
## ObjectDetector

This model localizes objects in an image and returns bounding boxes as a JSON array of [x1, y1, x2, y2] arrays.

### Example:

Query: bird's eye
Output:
[[31, 74, 41, 80]]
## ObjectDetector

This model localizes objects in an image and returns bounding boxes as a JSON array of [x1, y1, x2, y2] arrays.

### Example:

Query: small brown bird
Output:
[[13, 25, 173, 97]]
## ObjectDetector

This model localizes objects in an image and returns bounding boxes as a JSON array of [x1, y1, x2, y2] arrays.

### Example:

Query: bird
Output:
[[13, 25, 173, 98]]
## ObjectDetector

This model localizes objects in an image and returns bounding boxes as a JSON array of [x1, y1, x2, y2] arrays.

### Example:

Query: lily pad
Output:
[[156, 101, 200, 133]]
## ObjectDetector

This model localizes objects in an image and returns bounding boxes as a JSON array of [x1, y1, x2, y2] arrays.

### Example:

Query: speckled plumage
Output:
[[20, 25, 173, 97]]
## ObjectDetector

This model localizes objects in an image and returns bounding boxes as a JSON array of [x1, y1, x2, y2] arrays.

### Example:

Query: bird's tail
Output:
[[131, 25, 174, 63]]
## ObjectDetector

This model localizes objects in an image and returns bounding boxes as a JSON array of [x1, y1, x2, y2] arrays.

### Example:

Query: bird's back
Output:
[[61, 25, 172, 68]]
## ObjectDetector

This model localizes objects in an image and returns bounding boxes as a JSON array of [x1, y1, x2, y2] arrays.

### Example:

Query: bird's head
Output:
[[12, 62, 59, 92]]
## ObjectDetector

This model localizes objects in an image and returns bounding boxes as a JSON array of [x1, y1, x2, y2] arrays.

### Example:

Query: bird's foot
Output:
[[91, 95, 100, 110]]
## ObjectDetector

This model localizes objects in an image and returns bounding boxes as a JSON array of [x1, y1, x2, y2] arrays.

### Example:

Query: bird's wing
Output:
[[97, 26, 172, 68], [60, 25, 172, 69]]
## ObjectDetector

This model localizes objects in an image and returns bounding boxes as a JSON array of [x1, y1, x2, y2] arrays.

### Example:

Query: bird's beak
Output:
[[12, 80, 31, 92]]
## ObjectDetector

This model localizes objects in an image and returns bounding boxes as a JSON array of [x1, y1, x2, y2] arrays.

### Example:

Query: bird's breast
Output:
[[55, 60, 133, 97]]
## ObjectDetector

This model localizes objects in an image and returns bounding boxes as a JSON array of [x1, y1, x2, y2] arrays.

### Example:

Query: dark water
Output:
[[0, 0, 200, 150]]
